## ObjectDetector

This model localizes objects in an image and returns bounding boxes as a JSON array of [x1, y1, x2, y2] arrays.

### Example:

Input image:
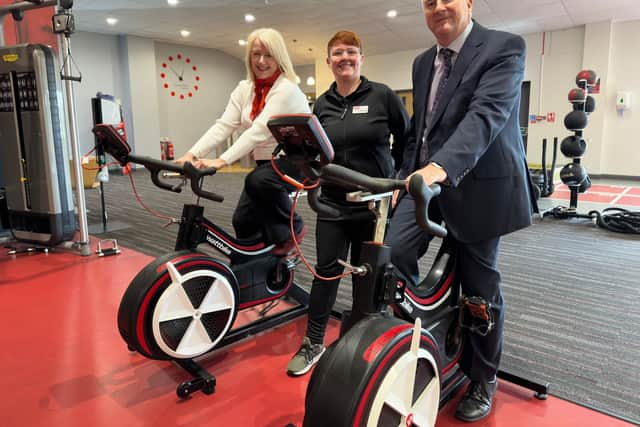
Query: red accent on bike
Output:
[[406, 413, 414, 426], [238, 274, 293, 309], [362, 324, 412, 363], [442, 345, 463, 374], [404, 270, 454, 305], [354, 334, 437, 426], [202, 223, 267, 251], [155, 254, 195, 273]]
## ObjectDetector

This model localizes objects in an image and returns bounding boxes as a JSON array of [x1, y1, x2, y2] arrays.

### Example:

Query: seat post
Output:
[[346, 191, 392, 244]]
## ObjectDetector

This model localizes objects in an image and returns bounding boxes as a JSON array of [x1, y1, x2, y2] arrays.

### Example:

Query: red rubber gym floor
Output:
[[0, 242, 635, 427], [550, 184, 640, 206]]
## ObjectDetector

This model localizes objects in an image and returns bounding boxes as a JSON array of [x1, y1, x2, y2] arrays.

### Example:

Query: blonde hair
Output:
[[245, 28, 298, 83]]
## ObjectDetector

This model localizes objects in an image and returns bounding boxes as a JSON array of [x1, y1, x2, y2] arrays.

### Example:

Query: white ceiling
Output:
[[72, 0, 640, 65]]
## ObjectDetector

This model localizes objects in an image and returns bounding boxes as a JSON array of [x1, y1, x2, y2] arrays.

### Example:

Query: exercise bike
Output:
[[91, 124, 309, 398], [267, 114, 549, 427]]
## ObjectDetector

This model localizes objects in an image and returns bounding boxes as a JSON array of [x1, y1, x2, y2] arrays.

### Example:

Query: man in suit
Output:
[[386, 0, 537, 422]]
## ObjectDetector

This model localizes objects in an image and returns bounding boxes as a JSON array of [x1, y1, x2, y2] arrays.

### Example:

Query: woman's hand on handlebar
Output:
[[193, 158, 227, 170], [406, 162, 448, 191], [175, 152, 197, 165]]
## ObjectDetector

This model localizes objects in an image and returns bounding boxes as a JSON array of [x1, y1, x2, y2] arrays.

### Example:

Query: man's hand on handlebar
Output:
[[406, 163, 448, 192], [193, 158, 227, 170]]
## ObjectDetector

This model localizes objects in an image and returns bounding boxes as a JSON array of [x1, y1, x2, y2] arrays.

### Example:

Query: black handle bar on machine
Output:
[[266, 114, 447, 239], [313, 163, 447, 239], [91, 124, 224, 203]]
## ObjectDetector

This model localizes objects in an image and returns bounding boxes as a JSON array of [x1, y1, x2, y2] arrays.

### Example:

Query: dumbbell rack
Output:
[[543, 70, 597, 220]]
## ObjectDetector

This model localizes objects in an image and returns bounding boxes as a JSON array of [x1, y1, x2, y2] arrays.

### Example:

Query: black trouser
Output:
[[232, 158, 304, 245], [306, 215, 375, 345], [385, 192, 503, 383]]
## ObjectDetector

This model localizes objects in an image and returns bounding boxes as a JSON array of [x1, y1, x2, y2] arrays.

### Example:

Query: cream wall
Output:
[[69, 31, 128, 155], [122, 36, 162, 158], [154, 42, 244, 159], [69, 32, 245, 161], [603, 20, 640, 176]]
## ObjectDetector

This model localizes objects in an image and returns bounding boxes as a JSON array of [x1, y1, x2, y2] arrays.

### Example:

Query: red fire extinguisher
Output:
[[160, 138, 175, 160], [166, 141, 174, 160]]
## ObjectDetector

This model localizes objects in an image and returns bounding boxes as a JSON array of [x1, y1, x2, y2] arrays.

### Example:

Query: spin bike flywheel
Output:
[[117, 250, 239, 360], [304, 316, 441, 427]]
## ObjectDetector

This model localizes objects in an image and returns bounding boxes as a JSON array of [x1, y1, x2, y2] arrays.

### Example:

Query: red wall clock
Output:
[[160, 53, 201, 100]]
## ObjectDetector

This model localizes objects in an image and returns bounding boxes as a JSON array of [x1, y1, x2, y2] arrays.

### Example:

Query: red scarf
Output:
[[250, 70, 281, 121]]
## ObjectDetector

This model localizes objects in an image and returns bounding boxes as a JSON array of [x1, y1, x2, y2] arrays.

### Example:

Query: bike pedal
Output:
[[281, 254, 300, 269]]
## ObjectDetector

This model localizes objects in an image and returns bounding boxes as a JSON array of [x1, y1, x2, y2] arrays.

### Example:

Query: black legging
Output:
[[306, 214, 375, 345], [232, 158, 304, 245]]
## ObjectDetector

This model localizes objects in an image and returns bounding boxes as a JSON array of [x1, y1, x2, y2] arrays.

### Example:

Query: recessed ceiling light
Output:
[[387, 10, 398, 18], [167, 0, 179, 6], [238, 39, 247, 46], [106, 17, 118, 26], [306, 76, 315, 86], [180, 29, 190, 37], [244, 14, 256, 23]]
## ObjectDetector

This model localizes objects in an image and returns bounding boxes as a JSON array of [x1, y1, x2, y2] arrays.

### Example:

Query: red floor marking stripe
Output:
[[617, 196, 640, 207], [627, 188, 640, 196], [587, 184, 627, 194], [550, 192, 617, 203], [555, 184, 629, 194]]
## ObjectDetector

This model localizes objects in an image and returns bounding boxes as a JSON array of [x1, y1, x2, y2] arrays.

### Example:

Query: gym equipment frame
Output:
[[268, 114, 549, 427], [0, 0, 89, 255], [92, 124, 310, 399]]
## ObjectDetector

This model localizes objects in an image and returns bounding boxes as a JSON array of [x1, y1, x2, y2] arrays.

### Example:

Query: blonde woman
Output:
[[177, 28, 309, 252]]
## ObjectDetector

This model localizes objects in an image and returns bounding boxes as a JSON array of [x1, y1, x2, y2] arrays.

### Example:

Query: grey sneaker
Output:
[[287, 337, 325, 376]]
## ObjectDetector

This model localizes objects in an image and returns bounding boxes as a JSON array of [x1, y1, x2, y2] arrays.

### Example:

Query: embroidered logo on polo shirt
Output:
[[352, 105, 368, 114]]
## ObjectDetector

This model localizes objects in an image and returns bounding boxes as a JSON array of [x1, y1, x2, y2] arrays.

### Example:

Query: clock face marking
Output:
[[160, 53, 201, 99]]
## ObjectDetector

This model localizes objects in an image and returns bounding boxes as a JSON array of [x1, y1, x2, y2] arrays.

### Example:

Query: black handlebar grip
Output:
[[128, 154, 184, 193], [126, 154, 223, 202], [182, 162, 224, 203], [150, 169, 182, 193], [408, 174, 447, 238], [321, 164, 405, 193]]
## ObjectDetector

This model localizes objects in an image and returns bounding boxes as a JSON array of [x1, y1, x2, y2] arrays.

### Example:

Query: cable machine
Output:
[[0, 0, 89, 254]]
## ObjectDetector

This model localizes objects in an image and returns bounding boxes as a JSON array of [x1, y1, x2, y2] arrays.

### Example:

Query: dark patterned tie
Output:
[[419, 48, 454, 166]]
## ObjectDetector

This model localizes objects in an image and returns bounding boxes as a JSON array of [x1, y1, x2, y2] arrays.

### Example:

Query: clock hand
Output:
[[179, 68, 185, 81], [169, 64, 180, 78]]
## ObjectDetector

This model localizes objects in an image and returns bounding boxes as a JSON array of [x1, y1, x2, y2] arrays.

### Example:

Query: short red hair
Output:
[[327, 30, 363, 56]]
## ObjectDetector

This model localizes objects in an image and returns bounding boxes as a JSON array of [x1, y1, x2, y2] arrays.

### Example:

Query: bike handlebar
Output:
[[127, 153, 224, 203], [314, 164, 446, 238]]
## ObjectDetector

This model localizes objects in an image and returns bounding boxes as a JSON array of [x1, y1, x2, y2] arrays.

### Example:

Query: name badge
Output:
[[352, 105, 368, 114]]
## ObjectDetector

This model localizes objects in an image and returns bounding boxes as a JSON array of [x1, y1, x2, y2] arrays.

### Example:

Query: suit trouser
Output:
[[306, 216, 374, 345], [385, 192, 503, 382], [232, 158, 304, 245]]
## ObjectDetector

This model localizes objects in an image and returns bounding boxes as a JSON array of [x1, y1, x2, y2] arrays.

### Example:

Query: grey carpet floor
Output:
[[85, 169, 640, 424]]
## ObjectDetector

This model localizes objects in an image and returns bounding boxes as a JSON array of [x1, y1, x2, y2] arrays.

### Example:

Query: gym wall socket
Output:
[[616, 91, 631, 112]]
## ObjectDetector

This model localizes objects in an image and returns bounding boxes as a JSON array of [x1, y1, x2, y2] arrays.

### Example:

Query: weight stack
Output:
[[0, 44, 75, 245]]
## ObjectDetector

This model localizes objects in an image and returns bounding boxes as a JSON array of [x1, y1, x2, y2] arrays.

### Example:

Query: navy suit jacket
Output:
[[400, 22, 537, 243]]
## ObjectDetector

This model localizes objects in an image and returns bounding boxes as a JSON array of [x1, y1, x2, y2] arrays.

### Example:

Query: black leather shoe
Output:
[[455, 379, 497, 422]]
